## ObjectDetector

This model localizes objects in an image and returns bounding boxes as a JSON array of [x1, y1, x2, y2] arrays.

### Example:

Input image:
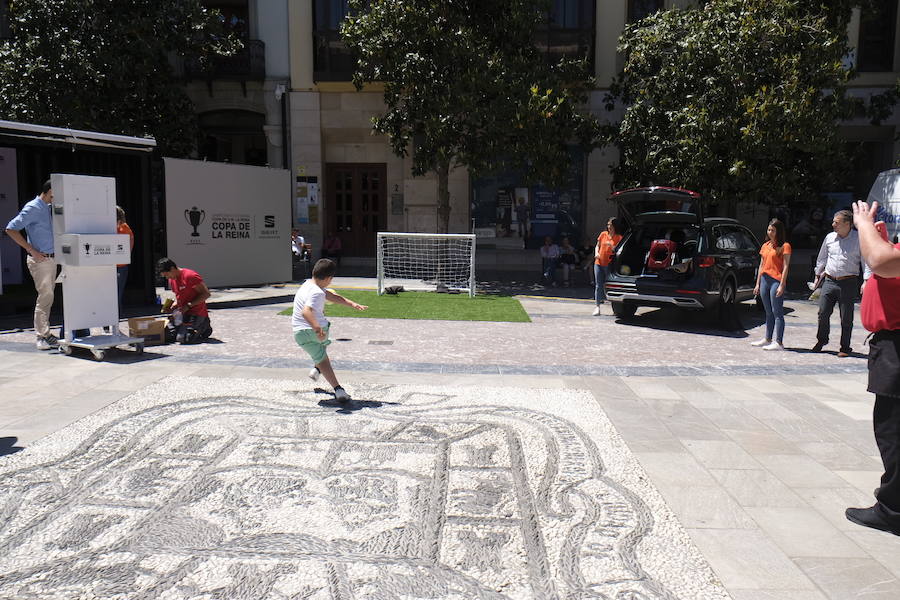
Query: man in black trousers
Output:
[[811, 209, 870, 357], [845, 200, 900, 536]]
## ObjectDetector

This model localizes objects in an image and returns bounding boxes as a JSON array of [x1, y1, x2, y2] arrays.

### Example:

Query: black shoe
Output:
[[811, 341, 825, 352], [845, 506, 900, 536]]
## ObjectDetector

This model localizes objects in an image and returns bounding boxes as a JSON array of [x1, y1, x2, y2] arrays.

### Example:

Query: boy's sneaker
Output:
[[763, 341, 785, 351], [334, 387, 351, 403], [592, 306, 601, 316], [308, 367, 320, 381], [750, 338, 770, 347]]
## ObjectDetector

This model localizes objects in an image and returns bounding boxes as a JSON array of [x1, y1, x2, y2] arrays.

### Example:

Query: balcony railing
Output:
[[534, 28, 595, 67], [312, 26, 595, 83], [185, 39, 266, 81]]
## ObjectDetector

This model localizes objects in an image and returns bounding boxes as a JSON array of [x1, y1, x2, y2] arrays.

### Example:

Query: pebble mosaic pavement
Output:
[[0, 377, 728, 600], [0, 286, 886, 599]]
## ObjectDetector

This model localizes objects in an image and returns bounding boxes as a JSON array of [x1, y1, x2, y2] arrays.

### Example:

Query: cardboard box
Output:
[[128, 317, 168, 346]]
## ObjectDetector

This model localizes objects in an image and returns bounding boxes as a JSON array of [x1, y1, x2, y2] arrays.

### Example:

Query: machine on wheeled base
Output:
[[52, 174, 140, 361]]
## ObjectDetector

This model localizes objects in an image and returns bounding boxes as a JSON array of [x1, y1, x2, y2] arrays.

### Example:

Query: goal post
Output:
[[377, 232, 476, 297]]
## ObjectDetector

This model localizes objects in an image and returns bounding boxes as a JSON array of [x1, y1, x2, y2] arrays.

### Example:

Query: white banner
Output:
[[0, 148, 21, 289], [164, 158, 291, 288]]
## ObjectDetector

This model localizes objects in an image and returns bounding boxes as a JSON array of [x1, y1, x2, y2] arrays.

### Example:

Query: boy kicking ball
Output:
[[293, 258, 367, 402]]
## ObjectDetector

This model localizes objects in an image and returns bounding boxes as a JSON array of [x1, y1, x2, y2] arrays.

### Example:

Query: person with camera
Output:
[[845, 200, 900, 536]]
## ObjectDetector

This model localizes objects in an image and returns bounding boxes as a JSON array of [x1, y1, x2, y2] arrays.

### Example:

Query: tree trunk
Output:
[[436, 161, 451, 233]]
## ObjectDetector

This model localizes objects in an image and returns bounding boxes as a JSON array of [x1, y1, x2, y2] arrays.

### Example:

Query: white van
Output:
[[867, 169, 900, 242]]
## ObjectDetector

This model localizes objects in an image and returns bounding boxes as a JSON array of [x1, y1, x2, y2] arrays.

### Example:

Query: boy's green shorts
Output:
[[293, 324, 331, 364]]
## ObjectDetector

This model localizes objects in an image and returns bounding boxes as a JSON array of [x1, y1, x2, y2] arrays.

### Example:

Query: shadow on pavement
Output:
[[789, 347, 866, 359], [317, 398, 386, 414], [612, 303, 769, 338], [55, 347, 170, 364], [205, 296, 296, 310], [314, 388, 402, 414], [478, 279, 595, 299], [0, 437, 24, 456]]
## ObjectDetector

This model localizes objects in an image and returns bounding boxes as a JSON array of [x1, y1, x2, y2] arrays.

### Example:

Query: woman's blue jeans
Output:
[[116, 265, 128, 314], [759, 273, 785, 344], [594, 264, 608, 304]]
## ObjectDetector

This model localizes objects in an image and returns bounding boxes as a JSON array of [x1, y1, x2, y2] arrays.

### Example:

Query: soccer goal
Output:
[[377, 232, 476, 297]]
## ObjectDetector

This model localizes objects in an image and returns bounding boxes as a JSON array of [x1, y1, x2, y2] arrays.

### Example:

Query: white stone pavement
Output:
[[0, 282, 897, 599]]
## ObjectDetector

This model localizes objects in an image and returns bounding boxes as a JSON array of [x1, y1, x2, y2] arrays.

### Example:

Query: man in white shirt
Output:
[[291, 229, 307, 258], [811, 210, 871, 357]]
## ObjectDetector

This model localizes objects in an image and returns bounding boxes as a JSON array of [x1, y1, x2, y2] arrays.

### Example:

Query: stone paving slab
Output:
[[0, 293, 871, 378], [0, 376, 729, 600]]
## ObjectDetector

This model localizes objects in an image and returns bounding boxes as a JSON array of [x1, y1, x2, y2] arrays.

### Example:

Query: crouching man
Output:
[[158, 257, 213, 344]]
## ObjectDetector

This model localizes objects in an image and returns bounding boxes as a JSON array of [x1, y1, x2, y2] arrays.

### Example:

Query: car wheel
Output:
[[721, 279, 736, 306], [717, 278, 741, 330], [611, 301, 637, 320]]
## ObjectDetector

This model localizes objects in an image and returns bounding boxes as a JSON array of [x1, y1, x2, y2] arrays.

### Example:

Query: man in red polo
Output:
[[157, 257, 213, 344], [845, 200, 900, 536]]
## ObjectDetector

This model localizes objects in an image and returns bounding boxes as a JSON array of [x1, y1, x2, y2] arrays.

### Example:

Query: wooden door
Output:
[[325, 163, 386, 257]]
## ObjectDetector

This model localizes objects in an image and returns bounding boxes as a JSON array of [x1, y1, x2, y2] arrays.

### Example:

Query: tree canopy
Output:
[[0, 0, 237, 156], [604, 0, 876, 214], [341, 0, 600, 232]]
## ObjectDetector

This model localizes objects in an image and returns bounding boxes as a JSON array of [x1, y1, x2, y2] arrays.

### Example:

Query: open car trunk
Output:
[[614, 220, 701, 283]]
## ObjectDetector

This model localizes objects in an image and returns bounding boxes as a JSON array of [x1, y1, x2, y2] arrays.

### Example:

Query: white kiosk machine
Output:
[[52, 173, 144, 359]]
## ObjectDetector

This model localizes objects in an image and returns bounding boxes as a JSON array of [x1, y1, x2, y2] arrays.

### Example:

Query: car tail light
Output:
[[697, 256, 715, 268]]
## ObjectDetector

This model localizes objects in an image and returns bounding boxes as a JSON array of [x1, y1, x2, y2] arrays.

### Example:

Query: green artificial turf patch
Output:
[[279, 289, 530, 323]]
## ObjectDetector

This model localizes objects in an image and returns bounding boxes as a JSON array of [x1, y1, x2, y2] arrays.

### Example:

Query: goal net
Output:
[[377, 232, 476, 297]]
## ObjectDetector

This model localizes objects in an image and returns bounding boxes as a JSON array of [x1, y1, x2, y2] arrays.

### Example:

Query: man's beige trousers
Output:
[[26, 255, 56, 338]]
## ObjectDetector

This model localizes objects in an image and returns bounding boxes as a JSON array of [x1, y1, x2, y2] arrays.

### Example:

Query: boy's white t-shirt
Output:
[[292, 279, 328, 332]]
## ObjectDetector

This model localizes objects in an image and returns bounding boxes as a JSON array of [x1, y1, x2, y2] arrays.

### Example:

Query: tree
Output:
[[605, 0, 859, 216], [0, 0, 237, 156], [341, 0, 600, 233]]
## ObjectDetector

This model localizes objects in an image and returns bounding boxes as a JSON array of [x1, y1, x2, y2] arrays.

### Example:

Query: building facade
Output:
[[285, 0, 899, 258], [184, 0, 292, 170]]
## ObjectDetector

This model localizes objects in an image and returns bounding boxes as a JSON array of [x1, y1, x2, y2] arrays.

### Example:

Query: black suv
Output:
[[605, 187, 761, 322]]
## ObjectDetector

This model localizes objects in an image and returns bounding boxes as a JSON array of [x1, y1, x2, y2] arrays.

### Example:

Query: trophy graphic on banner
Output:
[[185, 206, 206, 237]]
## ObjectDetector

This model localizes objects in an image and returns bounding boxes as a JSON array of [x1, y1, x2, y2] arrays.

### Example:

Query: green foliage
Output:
[[606, 0, 860, 214], [341, 0, 600, 232], [278, 289, 531, 323], [0, 0, 238, 156]]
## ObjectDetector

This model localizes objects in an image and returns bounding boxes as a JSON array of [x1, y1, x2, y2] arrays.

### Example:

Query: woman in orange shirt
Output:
[[752, 219, 791, 350], [593, 217, 623, 316], [116, 206, 134, 312]]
